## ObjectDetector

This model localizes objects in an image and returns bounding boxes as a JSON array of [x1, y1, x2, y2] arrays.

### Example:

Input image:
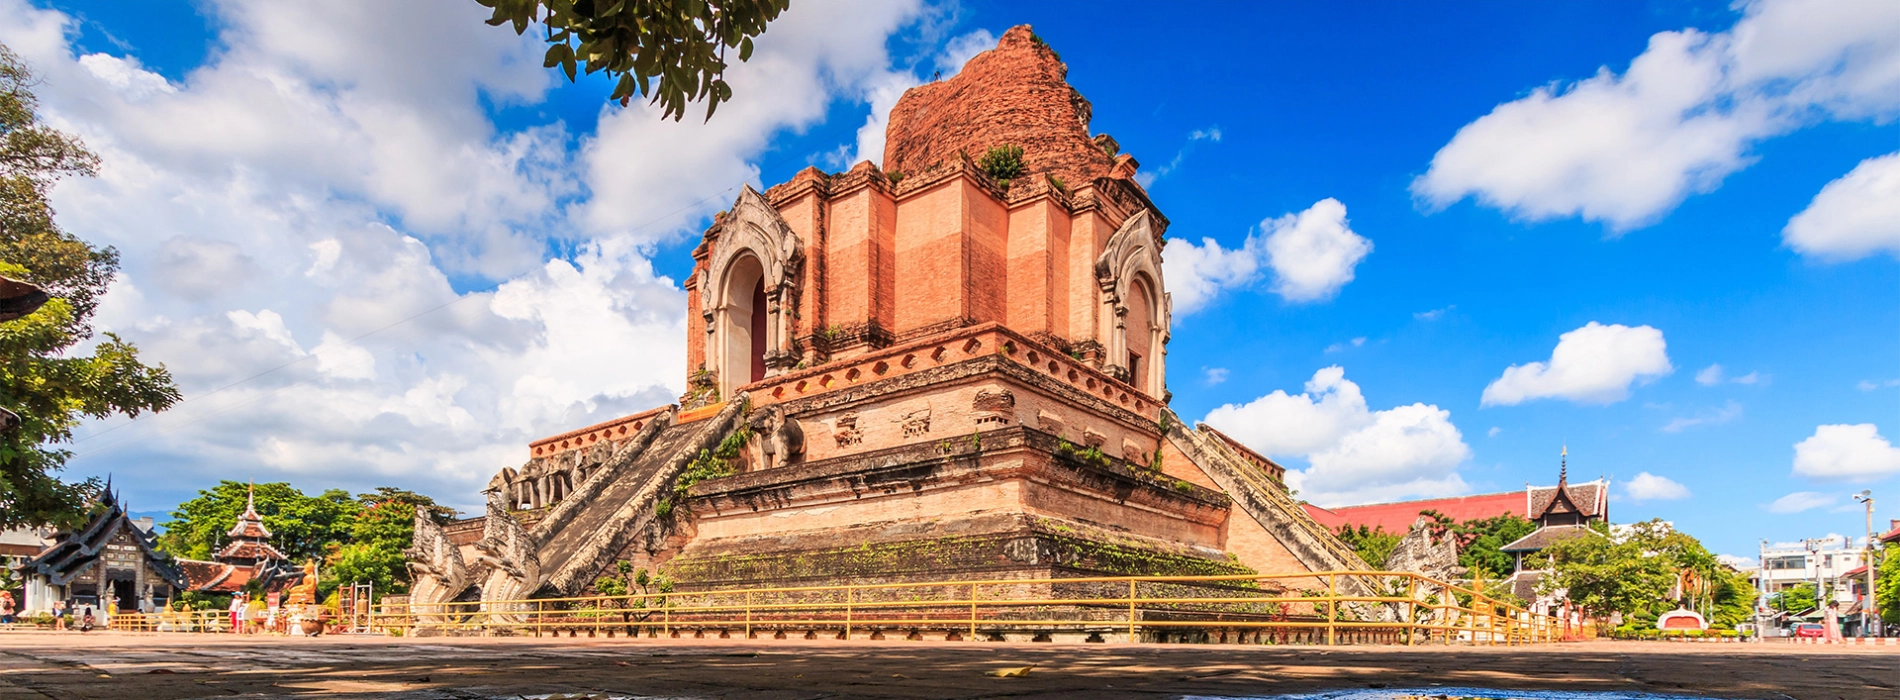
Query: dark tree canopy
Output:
[[479, 0, 790, 121], [0, 45, 180, 529], [160, 480, 454, 601]]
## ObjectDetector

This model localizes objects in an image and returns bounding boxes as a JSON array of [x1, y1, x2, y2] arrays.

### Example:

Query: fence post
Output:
[[663, 594, 670, 637], [844, 586, 853, 640], [1331, 573, 1343, 646], [1127, 579, 1137, 644], [969, 583, 978, 641], [745, 591, 753, 639], [1406, 575, 1417, 647]]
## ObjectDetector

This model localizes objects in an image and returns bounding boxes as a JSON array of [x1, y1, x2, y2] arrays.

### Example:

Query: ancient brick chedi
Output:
[[408, 26, 1364, 607]]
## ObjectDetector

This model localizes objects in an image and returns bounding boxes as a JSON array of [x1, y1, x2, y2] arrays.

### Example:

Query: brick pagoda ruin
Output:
[[407, 26, 1367, 611]]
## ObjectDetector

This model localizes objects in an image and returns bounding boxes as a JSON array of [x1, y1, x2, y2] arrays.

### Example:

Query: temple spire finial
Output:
[[1559, 445, 1568, 485]]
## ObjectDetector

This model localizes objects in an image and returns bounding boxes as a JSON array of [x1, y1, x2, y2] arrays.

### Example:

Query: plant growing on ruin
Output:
[[978, 145, 1026, 186], [667, 423, 753, 511], [1048, 175, 1068, 195], [886, 170, 905, 185]]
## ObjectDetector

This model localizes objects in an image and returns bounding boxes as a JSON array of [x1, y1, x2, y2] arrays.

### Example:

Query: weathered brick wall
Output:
[[882, 25, 1115, 187]]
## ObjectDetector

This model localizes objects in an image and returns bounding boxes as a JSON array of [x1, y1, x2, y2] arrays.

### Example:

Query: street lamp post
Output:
[[1854, 490, 1877, 637]]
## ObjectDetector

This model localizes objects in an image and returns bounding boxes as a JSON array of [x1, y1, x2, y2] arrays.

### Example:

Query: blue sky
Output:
[[6, 0, 1896, 558]]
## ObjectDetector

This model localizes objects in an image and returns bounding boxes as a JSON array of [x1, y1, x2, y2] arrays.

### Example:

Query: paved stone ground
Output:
[[0, 631, 1893, 699]]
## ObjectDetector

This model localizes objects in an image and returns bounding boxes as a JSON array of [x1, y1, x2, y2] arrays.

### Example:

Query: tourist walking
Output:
[[52, 600, 66, 631], [0, 590, 15, 623], [227, 595, 243, 634]]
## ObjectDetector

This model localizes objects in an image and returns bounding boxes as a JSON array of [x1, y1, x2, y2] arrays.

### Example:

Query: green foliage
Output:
[[478, 0, 789, 122], [1445, 512, 1537, 580], [1877, 542, 1899, 624], [977, 145, 1026, 185], [1048, 175, 1068, 195], [670, 423, 752, 505], [159, 481, 356, 562], [0, 47, 180, 529], [886, 170, 904, 184], [1333, 524, 1402, 569], [159, 481, 450, 601], [1769, 582, 1819, 614], [1542, 519, 1757, 628]]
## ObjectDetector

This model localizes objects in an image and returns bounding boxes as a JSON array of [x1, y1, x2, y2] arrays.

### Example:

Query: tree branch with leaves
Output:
[[478, 0, 789, 121]]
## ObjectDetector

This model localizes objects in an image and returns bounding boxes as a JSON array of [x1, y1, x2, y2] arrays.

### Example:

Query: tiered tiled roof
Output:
[[17, 486, 186, 588], [1529, 480, 1608, 520], [1501, 523, 1601, 553], [225, 487, 274, 540]]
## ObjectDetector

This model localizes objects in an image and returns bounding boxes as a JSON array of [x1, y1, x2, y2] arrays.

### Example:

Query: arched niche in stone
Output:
[[1093, 208, 1171, 399], [702, 186, 803, 399]]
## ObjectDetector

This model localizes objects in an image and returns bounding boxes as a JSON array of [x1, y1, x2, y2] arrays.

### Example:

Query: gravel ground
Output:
[[0, 631, 1892, 699]]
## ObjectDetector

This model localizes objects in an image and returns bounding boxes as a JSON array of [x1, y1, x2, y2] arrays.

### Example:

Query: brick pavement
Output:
[[0, 631, 1893, 699]]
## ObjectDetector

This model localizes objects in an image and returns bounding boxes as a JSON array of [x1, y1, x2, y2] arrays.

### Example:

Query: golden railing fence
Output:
[[107, 571, 1564, 645]]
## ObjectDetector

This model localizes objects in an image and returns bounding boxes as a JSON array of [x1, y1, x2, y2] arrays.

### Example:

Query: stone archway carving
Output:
[[1093, 208, 1171, 399], [702, 186, 804, 398]]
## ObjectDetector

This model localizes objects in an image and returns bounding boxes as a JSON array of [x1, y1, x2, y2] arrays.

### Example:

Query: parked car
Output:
[[1792, 623, 1825, 638]]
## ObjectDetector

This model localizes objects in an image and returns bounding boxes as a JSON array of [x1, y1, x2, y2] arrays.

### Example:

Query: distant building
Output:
[[13, 485, 304, 615], [14, 486, 188, 614], [1303, 471, 1607, 536], [1498, 455, 1611, 608]]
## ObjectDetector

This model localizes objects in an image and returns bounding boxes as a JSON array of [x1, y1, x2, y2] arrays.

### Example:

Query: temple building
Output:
[[171, 487, 304, 596], [1303, 466, 1609, 535], [15, 486, 186, 614], [409, 26, 1368, 611], [13, 485, 304, 614]]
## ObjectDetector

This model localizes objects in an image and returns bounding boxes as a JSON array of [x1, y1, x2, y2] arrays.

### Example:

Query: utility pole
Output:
[[1855, 490, 1877, 637], [1757, 538, 1771, 641], [1805, 538, 1825, 612]]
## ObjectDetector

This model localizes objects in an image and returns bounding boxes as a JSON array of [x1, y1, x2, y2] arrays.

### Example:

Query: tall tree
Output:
[[1333, 524, 1401, 569], [1542, 519, 1757, 629], [324, 487, 454, 600], [159, 481, 360, 562], [0, 45, 179, 529], [1877, 542, 1897, 625], [478, 0, 789, 121]]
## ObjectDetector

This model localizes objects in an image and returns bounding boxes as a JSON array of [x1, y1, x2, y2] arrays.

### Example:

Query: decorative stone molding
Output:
[[897, 407, 932, 437], [702, 186, 804, 397], [833, 412, 863, 447], [1094, 208, 1170, 399], [972, 387, 1016, 429]]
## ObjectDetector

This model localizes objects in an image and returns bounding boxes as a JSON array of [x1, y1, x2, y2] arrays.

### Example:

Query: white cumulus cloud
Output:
[[1482, 322, 1673, 406], [1413, 0, 1900, 233], [1792, 423, 1900, 482], [1784, 150, 1900, 260], [1766, 490, 1837, 514], [0, 0, 957, 510], [1623, 472, 1692, 501], [1203, 366, 1471, 506], [1162, 198, 1370, 312]]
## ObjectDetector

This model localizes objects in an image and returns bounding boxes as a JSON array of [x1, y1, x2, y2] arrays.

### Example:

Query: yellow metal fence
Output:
[[104, 571, 1563, 645], [404, 571, 1560, 645]]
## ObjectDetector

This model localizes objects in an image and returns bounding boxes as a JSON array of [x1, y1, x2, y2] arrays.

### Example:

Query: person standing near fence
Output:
[[227, 595, 243, 633], [0, 591, 14, 623]]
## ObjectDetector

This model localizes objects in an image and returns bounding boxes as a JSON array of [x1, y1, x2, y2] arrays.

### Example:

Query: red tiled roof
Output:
[[1881, 525, 1900, 544], [175, 559, 254, 593], [1302, 491, 1526, 533], [1529, 480, 1608, 520], [215, 539, 287, 563]]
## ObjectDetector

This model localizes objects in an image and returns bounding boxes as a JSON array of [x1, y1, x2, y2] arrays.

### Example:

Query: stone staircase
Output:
[[532, 399, 749, 595]]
